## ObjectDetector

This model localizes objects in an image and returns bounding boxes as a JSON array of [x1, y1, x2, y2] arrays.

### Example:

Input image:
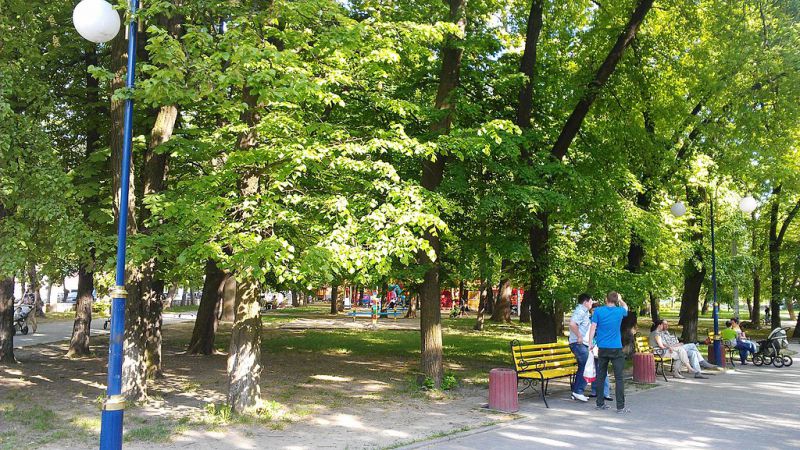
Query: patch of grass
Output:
[[2, 405, 57, 431], [72, 416, 102, 434], [123, 420, 179, 443], [165, 304, 199, 313]]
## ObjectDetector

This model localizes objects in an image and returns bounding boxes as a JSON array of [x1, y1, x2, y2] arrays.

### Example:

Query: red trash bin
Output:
[[488, 368, 518, 412], [632, 352, 656, 383]]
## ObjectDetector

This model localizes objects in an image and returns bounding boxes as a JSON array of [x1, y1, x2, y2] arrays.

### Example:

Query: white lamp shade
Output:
[[73, 0, 120, 43], [670, 201, 687, 217], [739, 196, 758, 214]]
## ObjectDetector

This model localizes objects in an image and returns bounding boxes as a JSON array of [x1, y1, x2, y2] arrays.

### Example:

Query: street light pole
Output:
[[74, 0, 139, 448], [709, 195, 723, 367]]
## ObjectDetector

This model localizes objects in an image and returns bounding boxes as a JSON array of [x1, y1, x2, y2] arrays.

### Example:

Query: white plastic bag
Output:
[[583, 355, 596, 383]]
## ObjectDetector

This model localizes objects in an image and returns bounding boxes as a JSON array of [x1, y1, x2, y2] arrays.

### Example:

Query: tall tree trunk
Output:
[[701, 291, 710, 316], [187, 259, 226, 355], [519, 289, 532, 323], [419, 0, 466, 388], [227, 84, 264, 412], [330, 284, 339, 315], [141, 102, 179, 379], [528, 0, 654, 344], [767, 188, 800, 330], [0, 274, 14, 363], [678, 187, 705, 343], [649, 291, 659, 322], [746, 297, 753, 319], [491, 261, 512, 323], [227, 278, 262, 413], [291, 289, 300, 307], [221, 276, 236, 321], [67, 262, 95, 357]]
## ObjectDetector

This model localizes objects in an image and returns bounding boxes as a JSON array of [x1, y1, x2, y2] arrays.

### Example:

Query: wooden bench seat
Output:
[[510, 340, 578, 408], [634, 335, 673, 382]]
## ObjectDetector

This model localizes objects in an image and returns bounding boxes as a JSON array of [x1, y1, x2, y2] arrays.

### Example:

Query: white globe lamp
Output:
[[73, 0, 120, 44], [670, 201, 687, 218], [739, 196, 758, 214]]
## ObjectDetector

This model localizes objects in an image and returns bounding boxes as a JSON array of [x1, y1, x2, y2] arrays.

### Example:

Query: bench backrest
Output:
[[510, 340, 577, 372], [634, 335, 654, 353]]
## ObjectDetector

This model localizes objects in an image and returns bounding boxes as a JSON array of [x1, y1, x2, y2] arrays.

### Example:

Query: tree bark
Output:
[[330, 284, 339, 315], [519, 289, 532, 323], [491, 262, 512, 323], [418, 0, 466, 388], [67, 262, 95, 357], [221, 275, 237, 321], [227, 278, 262, 413], [649, 291, 659, 322], [0, 275, 14, 363], [28, 265, 44, 319], [187, 259, 226, 355], [291, 289, 299, 307]]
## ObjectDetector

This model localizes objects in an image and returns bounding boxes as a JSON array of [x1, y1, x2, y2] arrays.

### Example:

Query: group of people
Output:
[[721, 317, 759, 364], [568, 291, 630, 413], [568, 291, 723, 414], [649, 319, 720, 378]]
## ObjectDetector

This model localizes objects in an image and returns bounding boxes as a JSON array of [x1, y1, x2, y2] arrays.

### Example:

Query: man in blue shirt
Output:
[[587, 291, 629, 413], [568, 293, 610, 402]]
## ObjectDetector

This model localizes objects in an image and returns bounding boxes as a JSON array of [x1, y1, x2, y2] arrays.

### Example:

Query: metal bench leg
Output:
[[541, 379, 549, 408], [518, 378, 534, 395]]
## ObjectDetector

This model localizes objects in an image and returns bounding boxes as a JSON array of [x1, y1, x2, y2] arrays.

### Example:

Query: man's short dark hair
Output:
[[578, 293, 592, 305], [725, 320, 733, 327]]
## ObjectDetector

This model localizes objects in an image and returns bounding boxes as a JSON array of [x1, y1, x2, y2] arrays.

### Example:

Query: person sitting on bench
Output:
[[723, 319, 756, 365], [649, 320, 706, 379]]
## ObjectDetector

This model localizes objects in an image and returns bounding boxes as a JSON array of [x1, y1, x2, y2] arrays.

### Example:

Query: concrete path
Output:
[[13, 313, 196, 348], [406, 346, 800, 450]]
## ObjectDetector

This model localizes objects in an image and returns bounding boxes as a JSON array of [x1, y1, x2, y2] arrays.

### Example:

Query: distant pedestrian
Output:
[[587, 291, 629, 413]]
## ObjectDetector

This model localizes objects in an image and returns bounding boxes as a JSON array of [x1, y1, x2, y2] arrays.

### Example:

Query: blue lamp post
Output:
[[73, 0, 138, 448], [672, 194, 759, 368]]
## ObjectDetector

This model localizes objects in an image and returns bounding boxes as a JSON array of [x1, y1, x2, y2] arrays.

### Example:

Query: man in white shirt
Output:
[[568, 293, 609, 402]]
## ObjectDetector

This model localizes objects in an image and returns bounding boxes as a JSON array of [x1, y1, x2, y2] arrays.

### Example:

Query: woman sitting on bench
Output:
[[649, 320, 705, 379]]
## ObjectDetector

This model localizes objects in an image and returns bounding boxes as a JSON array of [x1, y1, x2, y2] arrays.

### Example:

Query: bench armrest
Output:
[[518, 357, 546, 372]]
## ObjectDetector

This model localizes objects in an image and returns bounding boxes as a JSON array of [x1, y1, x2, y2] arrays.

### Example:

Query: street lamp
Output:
[[671, 194, 759, 367], [73, 0, 138, 448]]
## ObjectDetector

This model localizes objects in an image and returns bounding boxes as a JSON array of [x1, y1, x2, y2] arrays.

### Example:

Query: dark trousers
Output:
[[594, 347, 625, 409]]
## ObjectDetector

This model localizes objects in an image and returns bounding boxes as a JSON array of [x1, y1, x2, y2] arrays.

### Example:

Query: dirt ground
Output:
[[0, 320, 518, 449]]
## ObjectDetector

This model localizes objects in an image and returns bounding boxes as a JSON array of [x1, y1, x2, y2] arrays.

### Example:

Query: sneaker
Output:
[[588, 393, 598, 398], [694, 373, 709, 379], [595, 404, 610, 411], [616, 407, 631, 414], [604, 396, 613, 401], [571, 393, 589, 402], [672, 372, 685, 379]]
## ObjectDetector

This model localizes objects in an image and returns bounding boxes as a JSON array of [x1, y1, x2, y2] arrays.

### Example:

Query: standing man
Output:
[[568, 294, 611, 402], [568, 294, 593, 402], [587, 291, 629, 413]]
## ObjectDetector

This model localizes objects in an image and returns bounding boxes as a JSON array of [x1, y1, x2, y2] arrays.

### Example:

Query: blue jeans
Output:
[[736, 340, 756, 363], [569, 343, 610, 396]]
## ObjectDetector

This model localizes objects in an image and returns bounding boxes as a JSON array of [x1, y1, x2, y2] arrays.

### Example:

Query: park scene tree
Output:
[[1, 0, 799, 448]]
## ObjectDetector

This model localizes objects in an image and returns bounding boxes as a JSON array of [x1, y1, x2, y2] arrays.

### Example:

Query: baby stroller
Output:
[[13, 304, 32, 335], [753, 327, 793, 367]]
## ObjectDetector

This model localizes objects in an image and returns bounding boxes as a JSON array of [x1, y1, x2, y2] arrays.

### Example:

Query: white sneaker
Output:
[[571, 393, 589, 402]]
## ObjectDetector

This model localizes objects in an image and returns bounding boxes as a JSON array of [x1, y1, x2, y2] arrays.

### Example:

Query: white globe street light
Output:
[[739, 195, 758, 214], [670, 201, 687, 217], [73, 0, 120, 44]]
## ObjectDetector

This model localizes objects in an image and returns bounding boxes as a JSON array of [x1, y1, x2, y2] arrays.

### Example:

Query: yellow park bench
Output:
[[509, 340, 578, 408], [634, 335, 674, 382]]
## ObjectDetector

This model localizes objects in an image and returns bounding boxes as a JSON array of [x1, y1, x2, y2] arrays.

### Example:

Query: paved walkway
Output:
[[407, 345, 800, 450], [13, 313, 195, 348]]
